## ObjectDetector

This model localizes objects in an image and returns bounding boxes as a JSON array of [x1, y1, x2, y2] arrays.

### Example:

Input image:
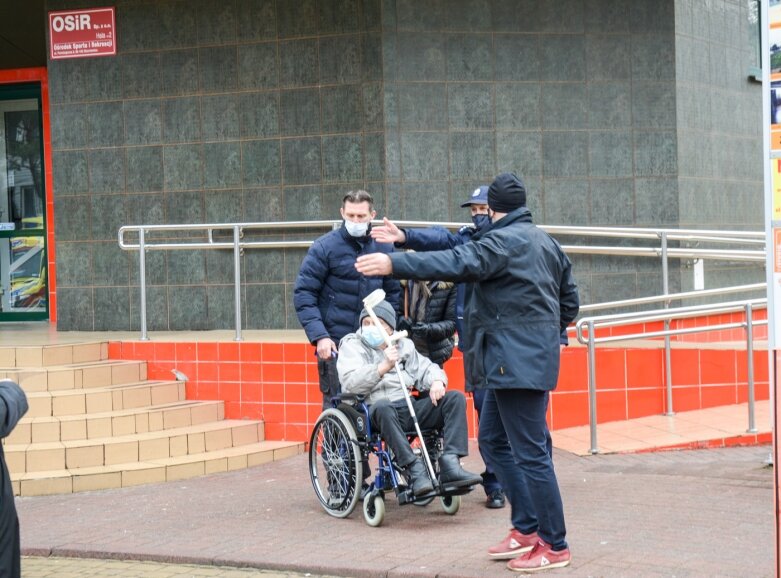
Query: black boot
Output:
[[438, 454, 482, 488], [404, 457, 434, 496]]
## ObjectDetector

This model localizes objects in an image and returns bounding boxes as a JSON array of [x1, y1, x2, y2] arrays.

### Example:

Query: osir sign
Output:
[[49, 7, 116, 60], [51, 13, 93, 33]]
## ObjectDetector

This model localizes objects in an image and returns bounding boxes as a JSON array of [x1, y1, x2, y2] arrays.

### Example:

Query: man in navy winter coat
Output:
[[0, 379, 28, 578], [356, 173, 579, 573], [294, 190, 401, 408], [372, 185, 507, 509]]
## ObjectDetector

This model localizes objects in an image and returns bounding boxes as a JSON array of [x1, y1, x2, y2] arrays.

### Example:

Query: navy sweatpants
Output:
[[478, 388, 567, 550]]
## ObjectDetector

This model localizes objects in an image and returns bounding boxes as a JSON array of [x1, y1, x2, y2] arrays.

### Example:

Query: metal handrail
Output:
[[576, 299, 768, 454], [118, 220, 767, 250], [577, 282, 767, 313], [118, 220, 767, 341]]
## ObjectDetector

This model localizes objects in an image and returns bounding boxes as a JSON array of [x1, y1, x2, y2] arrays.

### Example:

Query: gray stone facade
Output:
[[45, 0, 763, 330]]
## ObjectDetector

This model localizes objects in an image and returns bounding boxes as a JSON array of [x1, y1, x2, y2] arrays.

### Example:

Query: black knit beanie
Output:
[[488, 172, 526, 213]]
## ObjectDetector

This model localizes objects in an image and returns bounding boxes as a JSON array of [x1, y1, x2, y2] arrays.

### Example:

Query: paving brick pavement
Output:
[[22, 556, 339, 577], [16, 443, 773, 578]]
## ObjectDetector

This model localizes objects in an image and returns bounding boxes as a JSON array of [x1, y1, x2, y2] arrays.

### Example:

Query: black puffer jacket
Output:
[[399, 280, 457, 367]]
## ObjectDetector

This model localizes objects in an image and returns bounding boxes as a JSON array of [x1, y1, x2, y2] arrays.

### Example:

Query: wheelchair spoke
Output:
[[309, 411, 363, 518]]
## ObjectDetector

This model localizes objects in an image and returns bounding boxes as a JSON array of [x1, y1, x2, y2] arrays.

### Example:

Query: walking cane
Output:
[[362, 289, 438, 485]]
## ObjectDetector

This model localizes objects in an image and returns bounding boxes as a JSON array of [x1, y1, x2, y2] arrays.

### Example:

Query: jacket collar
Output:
[[338, 221, 372, 247], [473, 207, 532, 240]]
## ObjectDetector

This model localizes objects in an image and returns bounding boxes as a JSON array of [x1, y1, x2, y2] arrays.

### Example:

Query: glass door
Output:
[[0, 84, 47, 321]]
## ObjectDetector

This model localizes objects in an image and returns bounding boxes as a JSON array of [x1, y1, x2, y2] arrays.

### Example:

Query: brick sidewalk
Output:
[[17, 444, 773, 578], [22, 556, 340, 577]]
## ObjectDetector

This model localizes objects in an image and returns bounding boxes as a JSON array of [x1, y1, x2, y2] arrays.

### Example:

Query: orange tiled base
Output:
[[109, 323, 770, 443]]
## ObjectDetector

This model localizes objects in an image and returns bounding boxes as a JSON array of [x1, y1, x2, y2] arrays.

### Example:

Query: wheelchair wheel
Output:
[[363, 493, 385, 527], [309, 408, 364, 518], [441, 494, 460, 515]]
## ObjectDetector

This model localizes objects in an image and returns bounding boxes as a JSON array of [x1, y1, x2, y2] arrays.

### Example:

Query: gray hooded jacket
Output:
[[337, 330, 447, 406]]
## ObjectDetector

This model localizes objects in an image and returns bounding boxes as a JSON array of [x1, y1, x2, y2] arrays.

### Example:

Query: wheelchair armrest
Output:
[[337, 392, 365, 404]]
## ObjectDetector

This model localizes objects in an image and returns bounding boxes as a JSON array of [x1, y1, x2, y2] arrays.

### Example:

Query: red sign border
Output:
[[48, 7, 116, 61]]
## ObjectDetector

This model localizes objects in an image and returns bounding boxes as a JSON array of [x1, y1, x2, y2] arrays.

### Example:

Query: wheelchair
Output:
[[308, 393, 473, 527]]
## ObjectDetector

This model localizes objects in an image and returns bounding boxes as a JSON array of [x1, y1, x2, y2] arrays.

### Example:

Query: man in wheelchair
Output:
[[337, 299, 481, 497]]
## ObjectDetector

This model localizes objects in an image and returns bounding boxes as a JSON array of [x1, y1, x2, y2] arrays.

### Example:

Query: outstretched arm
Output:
[[371, 217, 407, 244]]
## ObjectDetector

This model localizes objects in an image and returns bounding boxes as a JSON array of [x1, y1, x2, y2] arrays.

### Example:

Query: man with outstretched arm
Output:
[[355, 172, 579, 574], [372, 185, 507, 509]]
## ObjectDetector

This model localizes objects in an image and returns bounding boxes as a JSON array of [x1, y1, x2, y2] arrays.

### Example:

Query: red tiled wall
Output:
[[109, 318, 769, 442], [108, 340, 477, 441]]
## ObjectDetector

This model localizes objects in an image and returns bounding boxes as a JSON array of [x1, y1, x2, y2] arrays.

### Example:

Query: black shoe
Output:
[[404, 458, 434, 496], [485, 489, 506, 509], [438, 454, 482, 488]]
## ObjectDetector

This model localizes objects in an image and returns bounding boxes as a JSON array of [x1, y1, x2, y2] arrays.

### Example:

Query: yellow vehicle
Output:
[[9, 236, 45, 309]]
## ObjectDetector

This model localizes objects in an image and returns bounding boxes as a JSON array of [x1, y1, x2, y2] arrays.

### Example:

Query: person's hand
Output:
[[412, 322, 427, 336], [383, 344, 399, 364], [371, 217, 406, 244], [316, 338, 337, 360], [429, 381, 446, 406], [355, 253, 393, 276], [378, 344, 399, 375], [397, 316, 413, 334]]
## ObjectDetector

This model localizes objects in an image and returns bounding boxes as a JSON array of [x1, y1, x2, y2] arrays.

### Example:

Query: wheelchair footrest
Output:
[[439, 484, 475, 496]]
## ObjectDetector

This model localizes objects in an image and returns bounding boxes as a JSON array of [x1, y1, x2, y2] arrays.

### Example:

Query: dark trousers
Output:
[[370, 391, 469, 467], [478, 388, 566, 550], [472, 387, 503, 496], [317, 356, 341, 410]]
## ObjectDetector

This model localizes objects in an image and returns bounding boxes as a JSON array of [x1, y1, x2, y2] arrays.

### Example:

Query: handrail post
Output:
[[587, 320, 599, 454], [661, 232, 674, 415], [233, 225, 243, 342], [139, 228, 149, 341], [745, 303, 756, 433]]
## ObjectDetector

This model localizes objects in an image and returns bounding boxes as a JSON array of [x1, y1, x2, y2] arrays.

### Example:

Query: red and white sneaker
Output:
[[487, 528, 539, 560], [507, 539, 571, 573]]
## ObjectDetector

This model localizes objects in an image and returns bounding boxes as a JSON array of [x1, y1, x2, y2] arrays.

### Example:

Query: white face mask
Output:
[[360, 326, 385, 349], [344, 220, 369, 237]]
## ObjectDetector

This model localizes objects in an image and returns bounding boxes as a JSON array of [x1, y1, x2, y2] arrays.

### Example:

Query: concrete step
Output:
[[3, 338, 306, 497], [4, 419, 266, 474], [10, 440, 305, 496], [5, 399, 225, 445], [25, 380, 186, 418], [0, 359, 148, 392], [0, 341, 107, 368]]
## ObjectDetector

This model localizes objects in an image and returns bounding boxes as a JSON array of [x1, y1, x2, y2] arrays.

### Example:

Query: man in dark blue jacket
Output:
[[294, 190, 401, 408], [372, 185, 507, 509], [1, 379, 28, 578], [356, 173, 579, 573]]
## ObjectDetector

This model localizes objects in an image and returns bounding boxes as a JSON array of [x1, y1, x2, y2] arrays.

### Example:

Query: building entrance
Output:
[[0, 83, 47, 321]]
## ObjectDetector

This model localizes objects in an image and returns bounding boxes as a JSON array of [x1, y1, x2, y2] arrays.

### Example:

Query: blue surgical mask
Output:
[[472, 214, 490, 231], [360, 326, 385, 349], [344, 220, 369, 237]]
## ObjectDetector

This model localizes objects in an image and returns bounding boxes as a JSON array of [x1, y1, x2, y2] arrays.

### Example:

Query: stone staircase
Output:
[[0, 341, 304, 496]]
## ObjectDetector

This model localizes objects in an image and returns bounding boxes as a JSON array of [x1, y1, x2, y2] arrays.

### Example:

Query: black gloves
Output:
[[397, 316, 413, 334], [397, 317, 428, 337]]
